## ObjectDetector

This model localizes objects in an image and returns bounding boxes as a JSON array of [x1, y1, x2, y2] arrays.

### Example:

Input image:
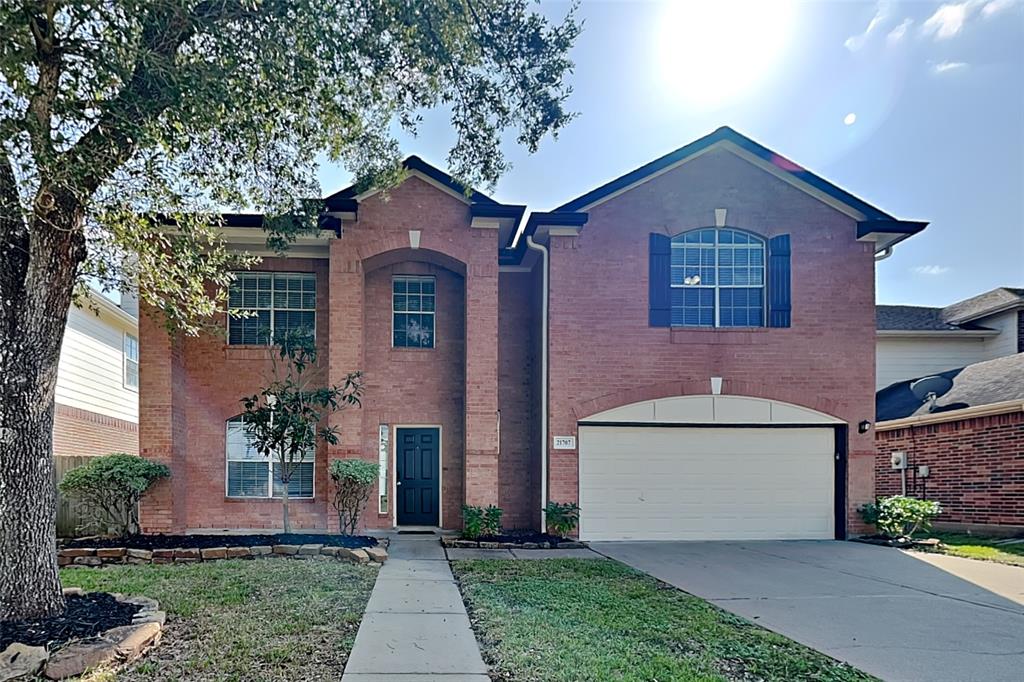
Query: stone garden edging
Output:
[[58, 543, 389, 567], [0, 588, 164, 681], [440, 537, 585, 550]]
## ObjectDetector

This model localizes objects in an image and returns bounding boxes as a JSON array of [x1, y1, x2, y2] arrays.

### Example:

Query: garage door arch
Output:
[[577, 395, 847, 542]]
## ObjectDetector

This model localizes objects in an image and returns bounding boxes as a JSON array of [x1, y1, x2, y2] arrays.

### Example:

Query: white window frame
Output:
[[123, 332, 139, 391], [669, 228, 767, 328], [227, 272, 317, 345], [391, 275, 437, 349], [224, 417, 315, 500]]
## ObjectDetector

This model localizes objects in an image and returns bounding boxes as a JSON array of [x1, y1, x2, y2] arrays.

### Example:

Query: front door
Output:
[[396, 427, 440, 526]]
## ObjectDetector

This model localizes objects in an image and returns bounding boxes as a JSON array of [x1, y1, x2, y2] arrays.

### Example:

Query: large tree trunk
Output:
[[1, 176, 87, 620]]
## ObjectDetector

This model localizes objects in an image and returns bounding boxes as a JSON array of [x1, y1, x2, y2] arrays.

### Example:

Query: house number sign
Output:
[[553, 436, 576, 450]]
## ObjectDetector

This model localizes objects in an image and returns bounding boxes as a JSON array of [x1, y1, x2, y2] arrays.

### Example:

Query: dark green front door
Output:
[[396, 428, 439, 526]]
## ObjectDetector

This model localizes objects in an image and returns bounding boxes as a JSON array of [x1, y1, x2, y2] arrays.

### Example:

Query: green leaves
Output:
[[239, 327, 363, 483], [859, 496, 942, 539], [462, 504, 503, 539], [58, 453, 170, 537], [329, 459, 379, 487], [543, 501, 580, 536], [2, 0, 579, 335]]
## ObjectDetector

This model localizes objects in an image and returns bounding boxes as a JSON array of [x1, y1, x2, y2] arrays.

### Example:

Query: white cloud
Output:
[[887, 17, 914, 43], [982, 0, 1017, 18], [913, 265, 952, 276], [920, 0, 1012, 40], [845, 1, 891, 51], [922, 3, 973, 39], [932, 60, 969, 73]]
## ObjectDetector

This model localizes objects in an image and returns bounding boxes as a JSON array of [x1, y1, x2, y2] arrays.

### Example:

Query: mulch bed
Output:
[[477, 531, 576, 546], [0, 593, 140, 651], [63, 533, 378, 551]]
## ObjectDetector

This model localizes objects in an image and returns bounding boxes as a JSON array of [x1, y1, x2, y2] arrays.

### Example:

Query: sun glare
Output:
[[656, 0, 797, 110]]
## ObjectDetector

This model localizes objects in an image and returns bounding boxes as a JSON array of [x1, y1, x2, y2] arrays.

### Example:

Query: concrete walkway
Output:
[[594, 540, 1024, 682], [342, 535, 488, 681]]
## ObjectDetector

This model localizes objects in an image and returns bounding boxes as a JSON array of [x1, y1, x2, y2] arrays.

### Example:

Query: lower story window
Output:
[[225, 416, 314, 498]]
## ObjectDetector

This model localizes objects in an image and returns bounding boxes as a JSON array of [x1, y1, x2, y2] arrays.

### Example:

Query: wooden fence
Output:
[[54, 455, 90, 537]]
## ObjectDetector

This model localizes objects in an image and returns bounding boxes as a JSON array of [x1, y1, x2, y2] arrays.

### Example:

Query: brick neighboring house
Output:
[[139, 127, 927, 539], [876, 354, 1024, 535], [54, 292, 140, 458]]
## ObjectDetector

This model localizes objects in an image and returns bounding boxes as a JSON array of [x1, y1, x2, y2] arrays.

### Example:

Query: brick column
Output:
[[463, 231, 500, 507], [327, 238, 366, 531], [138, 304, 187, 533]]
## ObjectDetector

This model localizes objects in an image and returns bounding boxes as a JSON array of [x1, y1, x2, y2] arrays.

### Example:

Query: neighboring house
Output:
[[875, 354, 1024, 535], [138, 126, 927, 540], [54, 292, 140, 458], [876, 287, 1024, 390]]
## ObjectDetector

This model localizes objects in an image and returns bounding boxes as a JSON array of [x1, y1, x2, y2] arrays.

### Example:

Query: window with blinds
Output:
[[669, 228, 765, 327], [225, 416, 314, 498], [227, 272, 316, 345]]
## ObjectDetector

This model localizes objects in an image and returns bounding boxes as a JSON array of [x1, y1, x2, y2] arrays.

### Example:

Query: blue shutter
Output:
[[649, 233, 671, 327], [768, 234, 791, 328]]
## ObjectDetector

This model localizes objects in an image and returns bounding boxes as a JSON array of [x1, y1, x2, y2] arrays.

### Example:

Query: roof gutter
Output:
[[877, 329, 999, 338], [877, 400, 1024, 431]]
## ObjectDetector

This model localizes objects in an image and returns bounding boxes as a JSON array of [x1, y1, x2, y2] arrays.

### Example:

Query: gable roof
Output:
[[324, 155, 498, 209], [556, 126, 892, 218], [876, 353, 1024, 422], [539, 126, 926, 255], [942, 287, 1024, 324]]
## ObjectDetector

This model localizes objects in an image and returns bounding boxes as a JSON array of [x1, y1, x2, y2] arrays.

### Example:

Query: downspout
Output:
[[525, 234, 549, 532], [874, 246, 893, 262]]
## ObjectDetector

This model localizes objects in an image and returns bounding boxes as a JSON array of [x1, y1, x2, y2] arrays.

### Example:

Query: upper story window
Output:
[[123, 333, 139, 390], [393, 276, 435, 348], [670, 228, 766, 327], [228, 272, 316, 345], [225, 416, 314, 499]]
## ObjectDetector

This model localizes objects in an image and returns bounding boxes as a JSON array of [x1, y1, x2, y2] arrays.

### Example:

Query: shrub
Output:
[[329, 459, 379, 536], [58, 454, 170, 537], [462, 504, 503, 540], [544, 501, 580, 536], [859, 496, 942, 539]]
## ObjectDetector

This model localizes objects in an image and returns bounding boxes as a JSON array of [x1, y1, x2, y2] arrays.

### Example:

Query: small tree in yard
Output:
[[58, 453, 169, 537], [241, 329, 362, 534], [329, 459, 380, 536], [0, 0, 578, 618]]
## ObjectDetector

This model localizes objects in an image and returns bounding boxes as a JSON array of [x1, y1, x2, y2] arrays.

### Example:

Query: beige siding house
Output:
[[875, 287, 1024, 390], [53, 293, 140, 458]]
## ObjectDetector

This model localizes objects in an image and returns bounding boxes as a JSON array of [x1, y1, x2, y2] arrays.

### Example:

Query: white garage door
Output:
[[578, 426, 835, 541]]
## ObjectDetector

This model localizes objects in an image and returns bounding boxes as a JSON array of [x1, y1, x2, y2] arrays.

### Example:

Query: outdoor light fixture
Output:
[[858, 420, 871, 434]]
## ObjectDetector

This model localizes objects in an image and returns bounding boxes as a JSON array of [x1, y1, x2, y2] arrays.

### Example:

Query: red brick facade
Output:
[[139, 140, 890, 535], [545, 149, 878, 533], [52, 403, 138, 458], [875, 411, 1024, 528]]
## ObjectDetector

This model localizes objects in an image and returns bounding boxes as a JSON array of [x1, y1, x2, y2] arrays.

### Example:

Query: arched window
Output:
[[225, 416, 314, 499], [670, 228, 766, 327]]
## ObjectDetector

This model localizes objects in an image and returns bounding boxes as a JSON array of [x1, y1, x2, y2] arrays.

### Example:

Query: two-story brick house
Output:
[[139, 127, 927, 540]]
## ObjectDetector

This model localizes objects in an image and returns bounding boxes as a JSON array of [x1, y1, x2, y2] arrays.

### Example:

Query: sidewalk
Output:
[[341, 534, 489, 681]]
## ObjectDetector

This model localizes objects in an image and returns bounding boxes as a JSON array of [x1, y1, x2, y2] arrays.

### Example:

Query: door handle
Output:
[[396, 481, 402, 486]]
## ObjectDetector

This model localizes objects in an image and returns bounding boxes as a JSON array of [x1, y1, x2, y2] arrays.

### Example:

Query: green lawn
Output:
[[922, 532, 1024, 567], [452, 559, 876, 682], [60, 558, 377, 681]]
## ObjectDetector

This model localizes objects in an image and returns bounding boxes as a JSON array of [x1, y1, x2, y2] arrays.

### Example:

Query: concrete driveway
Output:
[[592, 540, 1024, 682]]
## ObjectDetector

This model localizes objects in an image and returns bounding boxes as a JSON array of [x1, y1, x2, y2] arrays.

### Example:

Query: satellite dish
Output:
[[910, 375, 953, 412]]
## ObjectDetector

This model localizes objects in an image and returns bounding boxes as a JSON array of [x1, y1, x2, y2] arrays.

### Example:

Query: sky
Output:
[[316, 0, 1024, 308]]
